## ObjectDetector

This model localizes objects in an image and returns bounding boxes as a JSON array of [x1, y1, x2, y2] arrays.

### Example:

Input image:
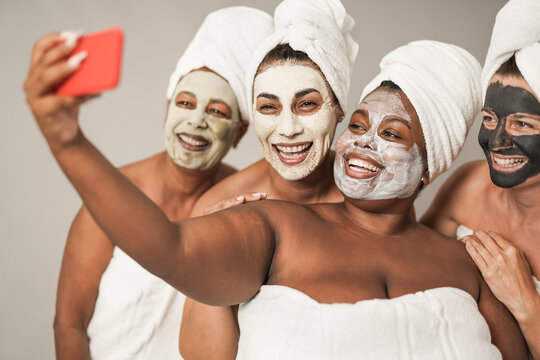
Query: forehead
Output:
[[174, 70, 236, 103], [358, 89, 411, 122], [485, 79, 540, 116], [253, 64, 328, 97]]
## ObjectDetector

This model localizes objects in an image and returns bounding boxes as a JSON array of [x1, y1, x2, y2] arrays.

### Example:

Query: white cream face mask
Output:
[[334, 90, 425, 200], [164, 70, 240, 170], [252, 64, 338, 180]]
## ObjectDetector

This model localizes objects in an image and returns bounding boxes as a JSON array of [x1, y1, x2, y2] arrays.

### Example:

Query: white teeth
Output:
[[280, 152, 304, 160], [348, 158, 381, 172], [493, 157, 526, 167], [179, 134, 208, 147], [275, 143, 311, 154]]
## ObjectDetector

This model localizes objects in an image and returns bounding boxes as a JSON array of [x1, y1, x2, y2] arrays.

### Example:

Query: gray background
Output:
[[0, 0, 505, 358]]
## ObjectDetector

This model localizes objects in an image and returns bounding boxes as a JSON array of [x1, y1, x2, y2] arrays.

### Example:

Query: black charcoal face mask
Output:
[[478, 81, 540, 188]]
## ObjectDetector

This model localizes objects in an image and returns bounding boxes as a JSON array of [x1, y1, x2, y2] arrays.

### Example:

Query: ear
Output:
[[336, 105, 345, 123], [421, 168, 430, 186], [233, 120, 249, 148]]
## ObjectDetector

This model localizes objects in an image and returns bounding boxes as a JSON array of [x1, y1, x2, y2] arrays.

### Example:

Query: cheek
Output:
[[478, 126, 493, 150], [165, 107, 189, 129], [207, 117, 237, 141], [300, 106, 337, 137], [380, 143, 415, 163], [253, 115, 277, 140], [335, 130, 356, 155]]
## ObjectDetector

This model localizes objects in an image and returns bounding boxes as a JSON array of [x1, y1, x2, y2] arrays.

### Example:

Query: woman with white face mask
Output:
[[44, 7, 272, 360], [180, 0, 357, 356], [26, 31, 528, 359]]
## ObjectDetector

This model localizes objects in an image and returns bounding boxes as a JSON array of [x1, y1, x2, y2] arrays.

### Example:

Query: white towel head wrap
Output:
[[360, 40, 482, 184], [482, 0, 540, 99], [246, 0, 358, 120], [166, 6, 273, 122]]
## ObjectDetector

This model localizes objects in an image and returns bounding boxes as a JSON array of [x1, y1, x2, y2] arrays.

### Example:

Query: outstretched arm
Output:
[[25, 33, 276, 306]]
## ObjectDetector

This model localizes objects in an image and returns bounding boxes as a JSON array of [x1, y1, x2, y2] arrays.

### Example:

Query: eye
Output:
[[300, 101, 317, 108], [382, 130, 401, 139], [177, 100, 194, 107], [483, 115, 495, 122], [210, 108, 226, 117], [260, 104, 276, 110], [517, 121, 532, 128]]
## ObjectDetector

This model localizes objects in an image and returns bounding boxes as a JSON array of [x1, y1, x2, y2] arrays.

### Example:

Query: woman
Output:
[[46, 7, 272, 360], [25, 29, 527, 358], [180, 0, 358, 357], [421, 0, 540, 357]]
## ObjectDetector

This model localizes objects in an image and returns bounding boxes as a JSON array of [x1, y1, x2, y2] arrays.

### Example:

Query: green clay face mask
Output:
[[164, 70, 240, 170]]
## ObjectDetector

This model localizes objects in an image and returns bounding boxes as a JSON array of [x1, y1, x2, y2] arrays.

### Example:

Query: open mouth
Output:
[[177, 133, 211, 151], [344, 153, 383, 179], [490, 153, 528, 173], [272, 142, 313, 165]]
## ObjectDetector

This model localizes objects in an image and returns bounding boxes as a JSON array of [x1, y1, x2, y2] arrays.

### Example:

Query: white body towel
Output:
[[87, 247, 185, 360], [482, 0, 540, 98], [237, 285, 501, 359], [360, 40, 482, 184]]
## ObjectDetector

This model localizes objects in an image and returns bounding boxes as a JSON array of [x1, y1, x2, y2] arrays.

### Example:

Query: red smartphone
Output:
[[56, 28, 124, 96]]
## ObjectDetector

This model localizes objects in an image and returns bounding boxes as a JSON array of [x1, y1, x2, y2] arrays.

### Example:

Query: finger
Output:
[[37, 34, 82, 69], [30, 33, 64, 67], [459, 235, 478, 244], [465, 240, 488, 273], [244, 192, 267, 202], [77, 93, 101, 104], [485, 230, 512, 250], [27, 52, 86, 97], [473, 230, 501, 257]]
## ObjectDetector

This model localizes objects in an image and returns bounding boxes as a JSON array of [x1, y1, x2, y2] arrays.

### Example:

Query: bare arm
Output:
[[53, 207, 114, 360], [420, 162, 483, 237], [25, 33, 277, 306], [477, 275, 529, 359]]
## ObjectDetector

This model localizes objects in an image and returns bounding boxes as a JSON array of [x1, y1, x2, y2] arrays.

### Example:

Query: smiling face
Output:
[[334, 88, 426, 200], [252, 63, 340, 180], [164, 70, 240, 170], [479, 75, 540, 188]]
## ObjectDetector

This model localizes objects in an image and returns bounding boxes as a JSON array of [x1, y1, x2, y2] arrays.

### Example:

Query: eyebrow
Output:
[[176, 91, 196, 97], [294, 88, 320, 99], [481, 106, 495, 113], [353, 109, 368, 117], [256, 93, 279, 100], [384, 117, 412, 129]]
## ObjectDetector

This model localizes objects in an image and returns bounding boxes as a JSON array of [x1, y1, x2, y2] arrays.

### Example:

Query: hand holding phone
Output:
[[56, 28, 123, 96]]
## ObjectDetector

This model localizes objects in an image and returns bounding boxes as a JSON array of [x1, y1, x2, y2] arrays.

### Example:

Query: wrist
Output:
[[49, 127, 86, 155], [514, 292, 540, 325]]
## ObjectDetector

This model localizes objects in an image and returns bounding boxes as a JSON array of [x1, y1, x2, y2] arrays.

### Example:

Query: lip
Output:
[[177, 132, 211, 151], [344, 152, 384, 179], [272, 141, 313, 165], [490, 152, 528, 173]]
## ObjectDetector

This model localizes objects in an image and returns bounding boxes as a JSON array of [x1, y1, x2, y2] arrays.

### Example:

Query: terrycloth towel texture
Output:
[[361, 41, 482, 184], [166, 7, 273, 121], [246, 0, 358, 119], [237, 285, 502, 359], [482, 0, 540, 99]]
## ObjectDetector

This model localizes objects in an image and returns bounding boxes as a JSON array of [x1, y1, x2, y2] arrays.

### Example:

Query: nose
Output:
[[276, 110, 303, 138], [187, 106, 208, 129], [354, 134, 377, 151], [489, 121, 513, 151]]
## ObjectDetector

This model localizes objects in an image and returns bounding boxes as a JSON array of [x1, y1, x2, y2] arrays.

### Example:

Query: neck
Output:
[[340, 195, 416, 236], [498, 174, 540, 215], [160, 153, 221, 200], [266, 152, 337, 203]]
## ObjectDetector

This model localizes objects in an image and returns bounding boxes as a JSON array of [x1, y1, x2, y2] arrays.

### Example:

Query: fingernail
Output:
[[236, 195, 244, 201], [60, 29, 83, 47], [67, 50, 87, 68], [252, 192, 266, 197]]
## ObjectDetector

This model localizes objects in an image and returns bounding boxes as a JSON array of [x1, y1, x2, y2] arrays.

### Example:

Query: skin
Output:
[[180, 59, 345, 360], [421, 74, 540, 359], [30, 33, 244, 360], [24, 36, 527, 359]]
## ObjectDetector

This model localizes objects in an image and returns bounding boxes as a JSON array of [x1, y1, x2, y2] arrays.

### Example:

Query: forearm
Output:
[[53, 323, 91, 360], [51, 133, 180, 279], [515, 295, 540, 360]]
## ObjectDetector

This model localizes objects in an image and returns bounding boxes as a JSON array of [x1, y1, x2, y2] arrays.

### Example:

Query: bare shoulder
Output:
[[439, 160, 489, 198], [117, 152, 164, 190], [191, 159, 268, 216], [215, 162, 238, 182]]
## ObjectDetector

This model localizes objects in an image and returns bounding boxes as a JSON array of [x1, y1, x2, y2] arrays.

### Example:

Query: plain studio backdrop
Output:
[[1, 0, 506, 358]]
